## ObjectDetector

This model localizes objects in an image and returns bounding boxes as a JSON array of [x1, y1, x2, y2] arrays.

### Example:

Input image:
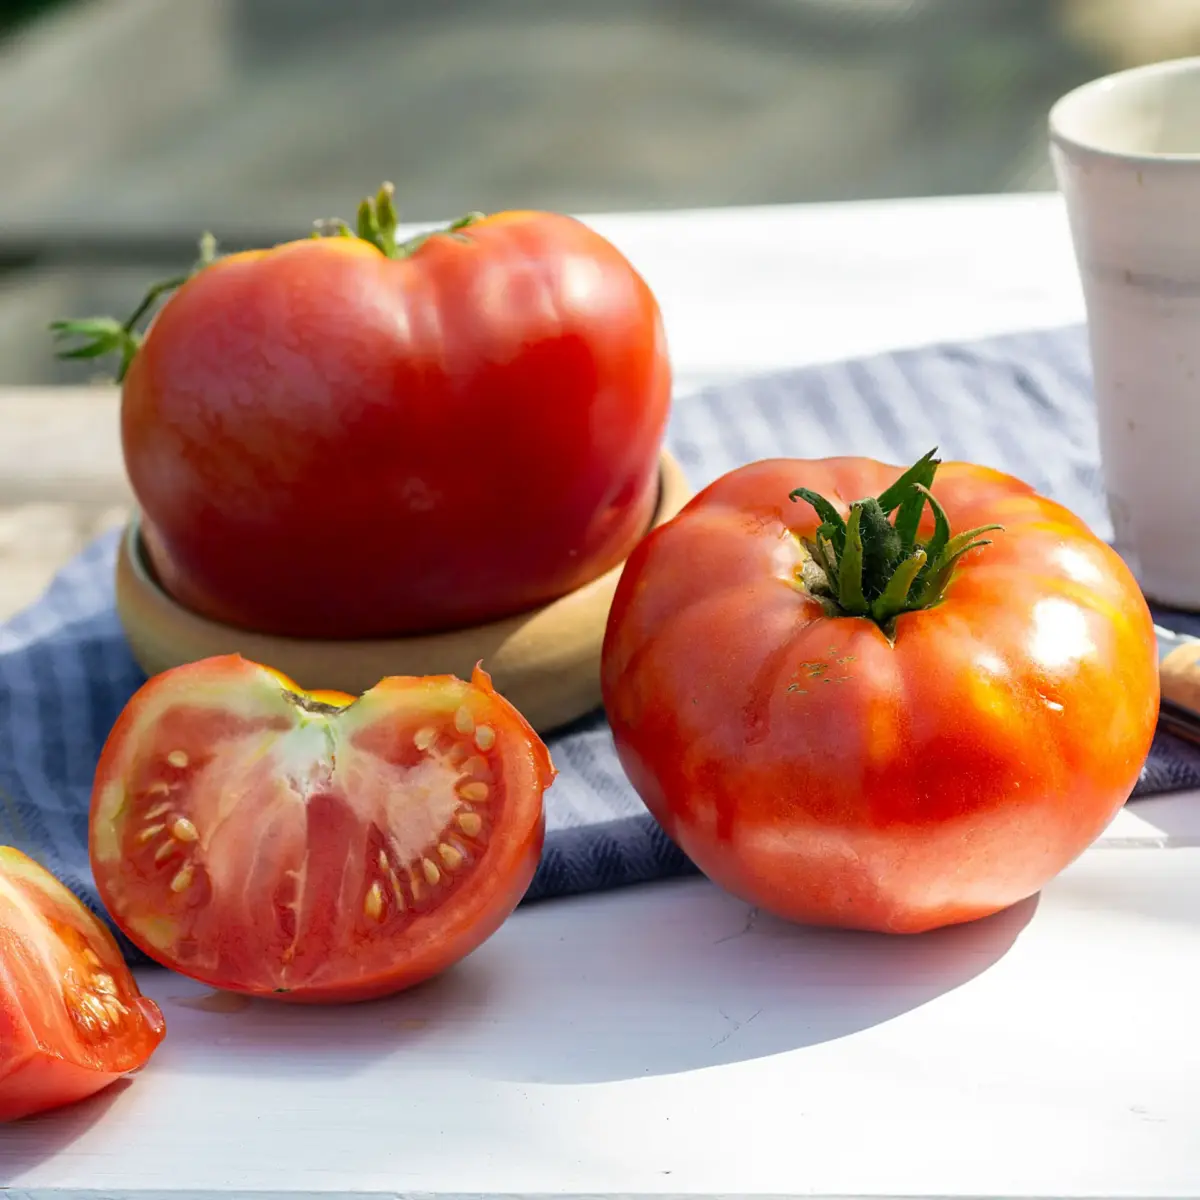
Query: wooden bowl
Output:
[[114, 449, 692, 733]]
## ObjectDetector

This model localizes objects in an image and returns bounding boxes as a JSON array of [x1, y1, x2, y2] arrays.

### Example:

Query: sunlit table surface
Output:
[[5, 192, 1200, 1200]]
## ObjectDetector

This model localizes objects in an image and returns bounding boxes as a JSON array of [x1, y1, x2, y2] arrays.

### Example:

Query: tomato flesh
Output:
[[0, 847, 165, 1122], [90, 656, 554, 1002]]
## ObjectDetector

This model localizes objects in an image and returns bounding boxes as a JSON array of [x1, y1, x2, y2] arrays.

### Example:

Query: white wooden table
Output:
[[6, 192, 1200, 1200]]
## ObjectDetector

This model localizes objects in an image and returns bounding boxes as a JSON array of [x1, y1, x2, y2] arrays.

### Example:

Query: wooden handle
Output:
[[1162, 641, 1200, 713]]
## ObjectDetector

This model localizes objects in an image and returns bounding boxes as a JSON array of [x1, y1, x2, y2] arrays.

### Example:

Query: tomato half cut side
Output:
[[90, 655, 554, 1003], [0, 847, 165, 1122]]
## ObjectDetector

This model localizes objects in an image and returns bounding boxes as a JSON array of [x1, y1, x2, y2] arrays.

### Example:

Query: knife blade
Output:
[[1155, 623, 1200, 746]]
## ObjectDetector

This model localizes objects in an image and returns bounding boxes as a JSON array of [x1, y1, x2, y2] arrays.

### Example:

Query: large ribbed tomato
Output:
[[57, 185, 671, 638], [601, 451, 1160, 934]]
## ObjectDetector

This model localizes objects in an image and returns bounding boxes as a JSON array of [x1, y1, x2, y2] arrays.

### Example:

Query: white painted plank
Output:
[[4, 843, 1200, 1199], [586, 191, 1085, 381], [1103, 789, 1200, 847]]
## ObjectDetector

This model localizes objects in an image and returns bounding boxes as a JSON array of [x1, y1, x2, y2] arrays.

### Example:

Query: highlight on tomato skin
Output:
[[88, 654, 556, 1003], [0, 846, 166, 1123]]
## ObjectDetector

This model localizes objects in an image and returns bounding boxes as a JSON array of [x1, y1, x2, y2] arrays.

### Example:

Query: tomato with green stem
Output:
[[52, 184, 671, 639], [0, 847, 165, 1121], [90, 655, 554, 1002], [601, 450, 1160, 933]]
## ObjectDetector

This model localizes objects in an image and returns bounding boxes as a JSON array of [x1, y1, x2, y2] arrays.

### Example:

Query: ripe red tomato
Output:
[[601, 451, 1160, 934], [106, 186, 670, 638], [0, 847, 165, 1122], [90, 655, 554, 1002]]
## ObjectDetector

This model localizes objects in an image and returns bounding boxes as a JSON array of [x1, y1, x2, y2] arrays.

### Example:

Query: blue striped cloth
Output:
[[2, 324, 1199, 964]]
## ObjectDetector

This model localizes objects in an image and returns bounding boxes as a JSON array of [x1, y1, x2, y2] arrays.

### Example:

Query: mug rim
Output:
[[1049, 55, 1200, 166]]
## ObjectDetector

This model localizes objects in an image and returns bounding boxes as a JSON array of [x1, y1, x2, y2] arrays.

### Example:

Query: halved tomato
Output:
[[0, 847, 165, 1122], [89, 655, 554, 1002]]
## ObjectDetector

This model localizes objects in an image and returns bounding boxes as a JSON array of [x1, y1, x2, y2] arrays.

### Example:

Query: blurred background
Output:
[[3, 0, 1200, 618], [3, 0, 1200, 388], [0, 5, 1196, 639]]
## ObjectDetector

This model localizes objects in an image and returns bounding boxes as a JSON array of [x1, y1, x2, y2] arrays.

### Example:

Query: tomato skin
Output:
[[600, 456, 1160, 934], [122, 212, 671, 639], [90, 656, 554, 1003], [0, 848, 165, 1122]]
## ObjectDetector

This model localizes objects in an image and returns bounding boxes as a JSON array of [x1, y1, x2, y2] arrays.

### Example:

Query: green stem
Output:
[[837, 505, 870, 615], [887, 450, 938, 552], [811, 528, 839, 584], [49, 230, 218, 383], [345, 181, 486, 259], [789, 486, 847, 558], [913, 483, 951, 569], [875, 448, 939, 514], [871, 547, 927, 624], [790, 448, 1003, 628]]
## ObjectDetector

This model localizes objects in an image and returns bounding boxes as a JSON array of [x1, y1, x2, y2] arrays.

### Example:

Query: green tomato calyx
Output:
[[316, 181, 486, 260], [789, 448, 1002, 626]]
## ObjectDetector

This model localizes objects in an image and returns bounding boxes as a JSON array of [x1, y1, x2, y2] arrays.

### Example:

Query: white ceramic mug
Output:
[[1050, 57, 1200, 610]]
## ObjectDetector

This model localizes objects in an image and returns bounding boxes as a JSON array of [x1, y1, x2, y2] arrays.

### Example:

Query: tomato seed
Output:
[[81, 992, 111, 1028], [144, 801, 172, 819], [102, 998, 128, 1025], [460, 755, 488, 779], [458, 781, 489, 802], [413, 726, 436, 751], [363, 881, 384, 922], [154, 838, 178, 863], [474, 724, 495, 751], [92, 972, 117, 995], [454, 705, 475, 735], [171, 817, 199, 843], [421, 857, 441, 886], [456, 811, 482, 837], [137, 823, 166, 843], [147, 781, 171, 797], [169, 865, 194, 893], [166, 750, 189, 769], [437, 843, 463, 870]]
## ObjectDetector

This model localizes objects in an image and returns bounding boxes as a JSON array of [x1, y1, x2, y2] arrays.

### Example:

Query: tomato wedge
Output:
[[90, 655, 554, 1002], [0, 847, 165, 1121]]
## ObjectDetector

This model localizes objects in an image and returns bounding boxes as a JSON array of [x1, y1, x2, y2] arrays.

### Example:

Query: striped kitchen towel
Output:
[[2, 324, 1198, 962]]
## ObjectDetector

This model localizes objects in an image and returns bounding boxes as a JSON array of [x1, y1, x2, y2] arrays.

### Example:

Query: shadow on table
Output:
[[471, 881, 1040, 1084], [0, 1078, 132, 1181], [155, 878, 1036, 1086], [140, 949, 507, 1080]]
